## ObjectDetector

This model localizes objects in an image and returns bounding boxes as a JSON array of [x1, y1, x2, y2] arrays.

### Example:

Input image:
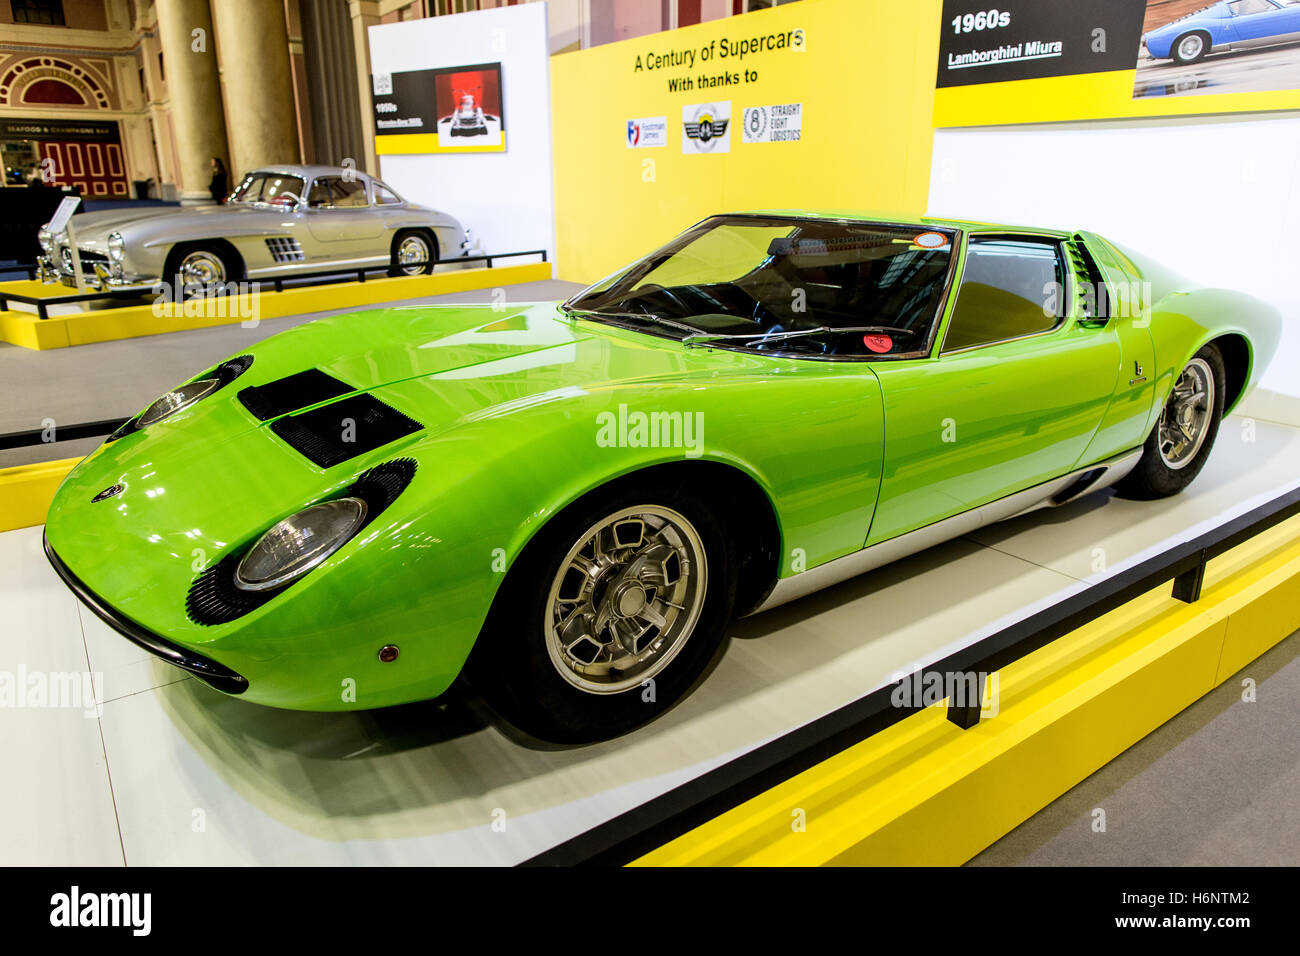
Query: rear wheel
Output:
[[1116, 343, 1225, 500], [1172, 31, 1209, 65], [389, 229, 437, 276], [465, 477, 735, 744]]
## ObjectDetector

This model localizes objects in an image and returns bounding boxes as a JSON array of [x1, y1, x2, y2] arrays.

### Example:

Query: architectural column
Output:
[[154, 0, 229, 204], [349, 0, 381, 176], [211, 0, 302, 178]]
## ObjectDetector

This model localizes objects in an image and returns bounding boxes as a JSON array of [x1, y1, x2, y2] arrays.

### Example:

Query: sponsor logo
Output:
[[682, 102, 731, 153], [371, 72, 392, 96], [741, 103, 802, 143], [626, 115, 668, 148]]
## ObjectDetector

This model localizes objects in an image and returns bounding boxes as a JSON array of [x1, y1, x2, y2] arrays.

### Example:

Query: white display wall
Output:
[[368, 3, 555, 267], [929, 114, 1299, 398]]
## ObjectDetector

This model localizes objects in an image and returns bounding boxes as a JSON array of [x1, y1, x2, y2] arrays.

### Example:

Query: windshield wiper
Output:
[[560, 305, 706, 339], [682, 325, 912, 347]]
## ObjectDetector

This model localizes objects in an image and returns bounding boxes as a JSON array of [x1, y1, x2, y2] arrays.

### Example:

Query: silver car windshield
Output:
[[230, 172, 306, 207]]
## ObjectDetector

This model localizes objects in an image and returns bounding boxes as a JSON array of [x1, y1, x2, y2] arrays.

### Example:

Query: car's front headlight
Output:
[[107, 232, 125, 262], [136, 378, 221, 427], [234, 498, 369, 592], [38, 227, 52, 254]]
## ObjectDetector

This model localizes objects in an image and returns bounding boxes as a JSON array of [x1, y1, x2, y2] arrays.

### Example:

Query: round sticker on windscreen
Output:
[[913, 232, 948, 249], [863, 334, 893, 353]]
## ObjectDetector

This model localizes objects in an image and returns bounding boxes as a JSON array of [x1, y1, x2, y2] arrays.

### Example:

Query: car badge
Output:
[[91, 483, 125, 503]]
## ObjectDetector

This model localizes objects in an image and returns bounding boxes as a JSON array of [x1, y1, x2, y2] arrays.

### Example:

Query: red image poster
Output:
[[434, 62, 504, 149]]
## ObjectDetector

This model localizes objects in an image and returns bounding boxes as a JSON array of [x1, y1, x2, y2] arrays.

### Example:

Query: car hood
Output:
[[45, 301, 799, 631], [59, 203, 273, 245]]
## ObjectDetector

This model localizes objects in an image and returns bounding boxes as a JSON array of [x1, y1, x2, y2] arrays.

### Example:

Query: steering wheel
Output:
[[634, 283, 691, 318]]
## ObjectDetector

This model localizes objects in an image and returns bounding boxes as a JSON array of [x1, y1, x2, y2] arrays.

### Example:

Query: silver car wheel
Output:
[[544, 504, 707, 695], [1177, 34, 1205, 61], [1158, 357, 1214, 470], [396, 234, 432, 275], [178, 249, 226, 290]]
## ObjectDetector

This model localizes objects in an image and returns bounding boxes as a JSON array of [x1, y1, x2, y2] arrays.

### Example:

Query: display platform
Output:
[[0, 258, 550, 351], [3, 409, 1297, 866]]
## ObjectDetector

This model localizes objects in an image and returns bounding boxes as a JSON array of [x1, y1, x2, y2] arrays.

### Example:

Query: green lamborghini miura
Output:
[[44, 212, 1280, 742]]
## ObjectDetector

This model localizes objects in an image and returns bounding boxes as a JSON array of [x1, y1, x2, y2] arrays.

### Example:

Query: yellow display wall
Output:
[[550, 0, 943, 283]]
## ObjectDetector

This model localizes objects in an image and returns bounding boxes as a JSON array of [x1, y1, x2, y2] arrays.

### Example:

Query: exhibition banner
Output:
[[551, 0, 943, 281], [933, 0, 1300, 126], [936, 0, 1145, 87]]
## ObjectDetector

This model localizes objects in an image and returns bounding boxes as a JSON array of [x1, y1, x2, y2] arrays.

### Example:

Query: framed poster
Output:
[[372, 61, 505, 154]]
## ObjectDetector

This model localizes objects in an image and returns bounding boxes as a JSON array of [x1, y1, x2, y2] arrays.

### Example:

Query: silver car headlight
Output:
[[136, 378, 221, 427], [234, 498, 369, 592], [107, 232, 125, 262], [38, 227, 52, 254]]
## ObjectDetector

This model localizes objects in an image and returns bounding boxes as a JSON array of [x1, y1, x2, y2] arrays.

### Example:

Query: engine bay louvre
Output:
[[238, 369, 355, 421], [268, 393, 424, 468]]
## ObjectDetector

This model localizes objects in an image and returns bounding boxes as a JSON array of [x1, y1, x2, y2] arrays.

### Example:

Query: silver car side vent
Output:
[[265, 237, 304, 263]]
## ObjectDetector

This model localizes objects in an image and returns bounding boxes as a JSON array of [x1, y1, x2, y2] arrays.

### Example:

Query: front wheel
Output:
[[465, 479, 735, 744], [1115, 343, 1225, 500], [389, 229, 437, 276], [165, 242, 238, 299]]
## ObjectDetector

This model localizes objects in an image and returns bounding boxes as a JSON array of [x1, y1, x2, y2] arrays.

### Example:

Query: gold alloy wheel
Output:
[[1158, 357, 1215, 471], [544, 504, 707, 695]]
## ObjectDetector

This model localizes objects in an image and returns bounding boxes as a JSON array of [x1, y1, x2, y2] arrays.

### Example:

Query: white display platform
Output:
[[4, 407, 1298, 865]]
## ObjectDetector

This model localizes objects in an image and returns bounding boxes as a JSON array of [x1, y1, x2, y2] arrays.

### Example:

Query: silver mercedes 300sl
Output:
[[36, 164, 470, 293]]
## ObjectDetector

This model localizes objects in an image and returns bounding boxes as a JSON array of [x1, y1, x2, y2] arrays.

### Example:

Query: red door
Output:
[[40, 140, 129, 197]]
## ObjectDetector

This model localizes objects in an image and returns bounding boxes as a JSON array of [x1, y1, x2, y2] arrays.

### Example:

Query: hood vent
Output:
[[270, 393, 423, 468], [238, 369, 354, 421]]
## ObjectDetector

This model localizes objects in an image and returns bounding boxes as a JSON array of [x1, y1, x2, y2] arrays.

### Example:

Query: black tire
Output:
[[388, 229, 438, 277], [1171, 31, 1210, 65], [163, 242, 238, 300], [1116, 342, 1226, 500], [464, 474, 736, 744]]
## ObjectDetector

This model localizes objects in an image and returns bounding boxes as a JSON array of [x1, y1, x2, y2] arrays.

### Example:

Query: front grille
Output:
[[265, 237, 304, 263], [186, 458, 418, 625], [270, 393, 423, 468], [238, 369, 354, 421], [58, 246, 108, 274]]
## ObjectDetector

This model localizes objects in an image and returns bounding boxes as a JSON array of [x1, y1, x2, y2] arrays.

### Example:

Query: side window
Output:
[[332, 178, 369, 207], [941, 238, 1064, 353], [306, 177, 334, 207], [372, 182, 402, 205], [307, 176, 369, 208], [1230, 0, 1274, 15]]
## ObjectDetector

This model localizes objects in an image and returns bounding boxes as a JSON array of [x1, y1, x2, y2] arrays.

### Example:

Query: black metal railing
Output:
[[0, 249, 549, 321]]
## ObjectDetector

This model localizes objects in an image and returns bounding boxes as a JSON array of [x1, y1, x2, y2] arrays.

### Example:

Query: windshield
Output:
[[229, 172, 306, 207], [565, 215, 955, 357]]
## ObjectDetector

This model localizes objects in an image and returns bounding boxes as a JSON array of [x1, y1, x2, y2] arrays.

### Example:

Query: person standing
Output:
[[209, 157, 229, 203]]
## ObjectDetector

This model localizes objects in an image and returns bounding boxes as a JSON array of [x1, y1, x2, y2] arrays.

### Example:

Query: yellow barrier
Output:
[[0, 457, 80, 533], [0, 261, 552, 350], [634, 514, 1300, 866]]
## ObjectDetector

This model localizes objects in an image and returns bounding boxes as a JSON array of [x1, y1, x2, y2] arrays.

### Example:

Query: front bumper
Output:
[[37, 254, 157, 294], [43, 534, 249, 695]]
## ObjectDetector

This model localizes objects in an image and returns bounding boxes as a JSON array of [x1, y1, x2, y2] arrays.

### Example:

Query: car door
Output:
[[303, 175, 385, 251], [1225, 0, 1300, 42], [866, 234, 1122, 546]]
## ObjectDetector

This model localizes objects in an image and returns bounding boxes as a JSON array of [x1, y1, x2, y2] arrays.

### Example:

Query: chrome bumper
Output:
[[38, 255, 157, 293]]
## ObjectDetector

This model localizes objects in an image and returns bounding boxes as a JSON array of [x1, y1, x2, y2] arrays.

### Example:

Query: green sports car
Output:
[[44, 212, 1280, 743]]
